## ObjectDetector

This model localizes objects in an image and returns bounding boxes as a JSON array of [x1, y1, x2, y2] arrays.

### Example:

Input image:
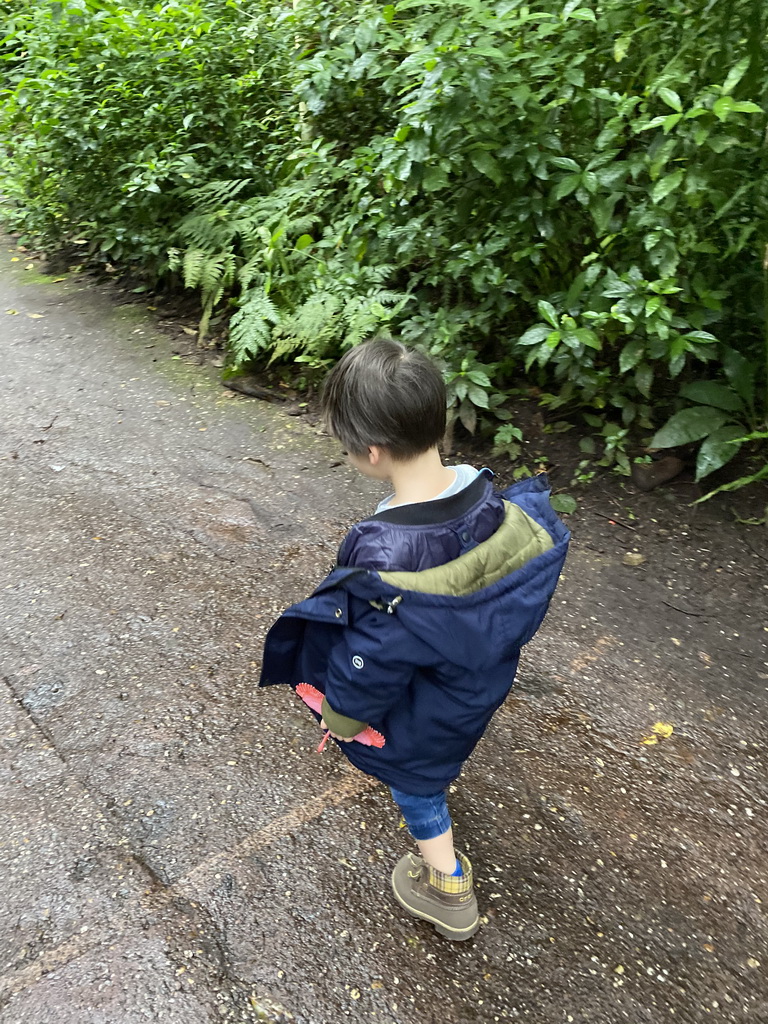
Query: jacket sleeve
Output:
[[319, 697, 368, 739], [321, 603, 417, 733]]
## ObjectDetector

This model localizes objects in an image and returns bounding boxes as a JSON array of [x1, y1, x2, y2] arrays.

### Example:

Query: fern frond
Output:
[[363, 288, 410, 308], [182, 248, 208, 289], [177, 211, 238, 252], [273, 291, 341, 354], [228, 290, 281, 366], [344, 303, 383, 349], [286, 215, 318, 237], [267, 333, 303, 365], [363, 264, 397, 286], [341, 289, 413, 348], [185, 179, 253, 212], [238, 255, 267, 292], [198, 251, 236, 302], [175, 177, 323, 269]]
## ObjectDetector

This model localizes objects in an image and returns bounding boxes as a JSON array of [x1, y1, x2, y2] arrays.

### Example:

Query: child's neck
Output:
[[388, 448, 455, 507]]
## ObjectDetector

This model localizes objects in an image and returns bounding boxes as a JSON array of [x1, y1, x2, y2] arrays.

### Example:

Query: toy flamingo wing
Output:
[[295, 682, 386, 748], [295, 682, 324, 714]]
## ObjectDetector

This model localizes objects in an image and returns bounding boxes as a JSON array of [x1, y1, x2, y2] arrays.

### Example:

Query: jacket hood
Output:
[[337, 489, 568, 671]]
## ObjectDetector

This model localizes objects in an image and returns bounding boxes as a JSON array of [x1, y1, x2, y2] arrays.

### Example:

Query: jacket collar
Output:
[[361, 468, 494, 527], [377, 499, 554, 596]]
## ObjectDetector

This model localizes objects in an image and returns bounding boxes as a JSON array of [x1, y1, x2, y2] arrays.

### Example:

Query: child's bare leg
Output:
[[417, 827, 458, 874]]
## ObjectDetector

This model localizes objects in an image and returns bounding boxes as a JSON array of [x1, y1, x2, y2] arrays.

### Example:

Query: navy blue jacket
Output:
[[260, 473, 569, 794]]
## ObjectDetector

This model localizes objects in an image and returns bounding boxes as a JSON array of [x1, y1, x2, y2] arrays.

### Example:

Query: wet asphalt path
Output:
[[1, 251, 766, 1024]]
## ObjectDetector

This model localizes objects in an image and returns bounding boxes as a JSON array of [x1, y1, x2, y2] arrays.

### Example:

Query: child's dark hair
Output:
[[321, 338, 446, 459]]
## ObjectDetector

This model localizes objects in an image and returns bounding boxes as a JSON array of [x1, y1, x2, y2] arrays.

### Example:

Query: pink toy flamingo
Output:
[[295, 683, 386, 752]]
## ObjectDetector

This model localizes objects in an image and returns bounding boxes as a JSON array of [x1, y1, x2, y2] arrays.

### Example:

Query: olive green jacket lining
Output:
[[377, 500, 554, 596]]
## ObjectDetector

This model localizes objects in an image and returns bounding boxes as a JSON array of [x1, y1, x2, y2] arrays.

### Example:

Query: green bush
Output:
[[0, 0, 294, 272], [175, 3, 765, 420]]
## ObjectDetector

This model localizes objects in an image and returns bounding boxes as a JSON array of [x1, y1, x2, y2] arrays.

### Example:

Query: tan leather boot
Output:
[[391, 850, 479, 940]]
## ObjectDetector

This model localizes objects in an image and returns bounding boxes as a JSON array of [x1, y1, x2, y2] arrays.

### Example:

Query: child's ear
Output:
[[368, 445, 382, 466]]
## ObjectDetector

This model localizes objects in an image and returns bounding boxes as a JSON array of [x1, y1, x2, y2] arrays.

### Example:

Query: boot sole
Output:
[[391, 869, 480, 941]]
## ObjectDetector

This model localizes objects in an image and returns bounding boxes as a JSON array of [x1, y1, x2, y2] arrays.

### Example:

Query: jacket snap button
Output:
[[461, 530, 471, 543], [334, 607, 343, 618]]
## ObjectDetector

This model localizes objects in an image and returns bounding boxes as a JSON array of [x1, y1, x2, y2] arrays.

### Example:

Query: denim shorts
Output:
[[390, 787, 452, 841]]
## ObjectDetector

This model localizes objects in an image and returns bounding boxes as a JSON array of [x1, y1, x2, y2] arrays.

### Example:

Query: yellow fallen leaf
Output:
[[622, 552, 646, 567], [6, 309, 19, 315], [641, 735, 659, 745], [181, 325, 197, 336], [27, 313, 45, 319], [652, 722, 674, 738], [10, 256, 20, 262], [25, 263, 35, 270], [371, 981, 384, 990]]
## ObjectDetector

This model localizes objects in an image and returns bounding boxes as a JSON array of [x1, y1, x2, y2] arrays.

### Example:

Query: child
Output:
[[260, 338, 569, 941]]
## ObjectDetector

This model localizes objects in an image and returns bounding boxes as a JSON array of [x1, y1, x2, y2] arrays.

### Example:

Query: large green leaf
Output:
[[635, 363, 653, 398], [651, 169, 684, 203], [422, 165, 449, 191], [550, 494, 577, 514], [695, 462, 768, 502], [458, 398, 477, 434], [658, 87, 682, 112], [721, 56, 750, 95], [573, 327, 600, 350], [517, 324, 552, 346], [537, 300, 559, 328], [469, 150, 502, 185], [613, 34, 631, 61], [619, 338, 644, 372], [467, 369, 492, 387], [549, 157, 580, 172], [679, 381, 744, 412], [722, 348, 756, 406], [553, 173, 581, 200], [467, 383, 490, 408], [695, 425, 744, 480], [713, 95, 763, 120], [650, 407, 730, 449]]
